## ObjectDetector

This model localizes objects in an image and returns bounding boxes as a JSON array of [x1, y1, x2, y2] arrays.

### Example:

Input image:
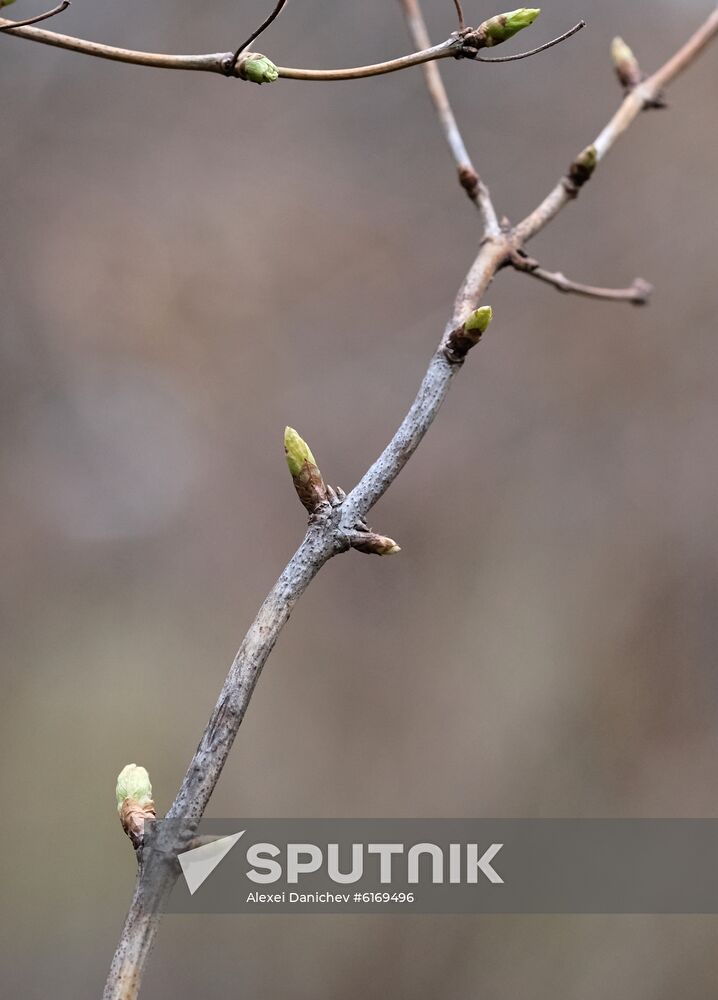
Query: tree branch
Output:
[[0, 10, 582, 83], [398, 0, 500, 232], [515, 5, 718, 243], [0, 21, 459, 79]]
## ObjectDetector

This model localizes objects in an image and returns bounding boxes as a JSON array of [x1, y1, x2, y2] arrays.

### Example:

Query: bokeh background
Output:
[[1, 0, 717, 996]]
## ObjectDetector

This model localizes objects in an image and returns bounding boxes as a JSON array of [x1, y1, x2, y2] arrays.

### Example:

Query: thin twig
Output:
[[475, 20, 585, 62], [0, 0, 69, 31], [452, 0, 465, 31], [228, 0, 290, 75], [398, 0, 499, 233], [276, 37, 461, 80], [522, 265, 653, 305], [515, 6, 718, 243]]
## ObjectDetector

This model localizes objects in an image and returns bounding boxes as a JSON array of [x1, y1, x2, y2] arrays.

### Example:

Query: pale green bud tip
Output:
[[577, 145, 597, 170], [284, 427, 317, 477], [484, 8, 540, 43], [383, 544, 401, 556], [610, 37, 642, 88], [241, 54, 279, 85], [611, 37, 635, 66], [116, 764, 153, 812], [465, 306, 493, 335], [505, 8, 540, 30]]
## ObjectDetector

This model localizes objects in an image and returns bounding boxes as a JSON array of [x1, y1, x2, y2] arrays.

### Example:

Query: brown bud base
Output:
[[458, 165, 480, 200], [119, 797, 156, 850], [292, 460, 329, 514], [350, 531, 401, 556], [564, 145, 597, 195], [444, 327, 482, 363]]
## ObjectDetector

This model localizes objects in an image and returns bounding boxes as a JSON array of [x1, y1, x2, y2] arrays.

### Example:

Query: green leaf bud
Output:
[[284, 427, 316, 478], [116, 763, 153, 813], [464, 306, 493, 335], [611, 37, 642, 89], [284, 427, 328, 513], [480, 8, 541, 47], [239, 53, 279, 85], [567, 145, 597, 188]]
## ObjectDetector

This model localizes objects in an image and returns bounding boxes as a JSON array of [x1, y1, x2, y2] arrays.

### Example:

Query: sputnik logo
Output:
[[178, 831, 245, 895]]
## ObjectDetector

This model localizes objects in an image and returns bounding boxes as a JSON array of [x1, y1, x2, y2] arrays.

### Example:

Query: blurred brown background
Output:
[[1, 0, 717, 996]]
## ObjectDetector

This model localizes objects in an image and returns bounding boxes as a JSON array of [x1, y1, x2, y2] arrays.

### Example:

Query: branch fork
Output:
[[284, 427, 400, 556]]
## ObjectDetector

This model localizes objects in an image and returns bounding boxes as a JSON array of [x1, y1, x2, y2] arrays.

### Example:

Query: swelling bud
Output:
[[116, 763, 153, 811], [239, 53, 279, 84], [116, 764, 156, 849], [480, 8, 541, 46], [284, 427, 328, 513]]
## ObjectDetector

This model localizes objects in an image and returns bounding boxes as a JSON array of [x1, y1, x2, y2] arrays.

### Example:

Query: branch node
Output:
[[457, 164, 480, 200], [611, 37, 667, 109], [232, 51, 279, 83], [325, 484, 348, 508], [227, 0, 289, 76], [509, 249, 539, 272]]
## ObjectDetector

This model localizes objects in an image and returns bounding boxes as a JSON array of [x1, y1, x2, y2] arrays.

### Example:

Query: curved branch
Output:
[[279, 38, 459, 80], [0, 0, 69, 31], [475, 20, 585, 62], [0, 14, 584, 82], [0, 16, 230, 72], [0, 15, 459, 77]]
